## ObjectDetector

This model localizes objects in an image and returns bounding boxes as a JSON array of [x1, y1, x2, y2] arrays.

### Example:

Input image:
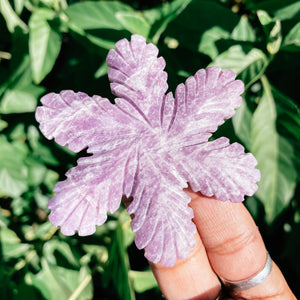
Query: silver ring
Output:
[[222, 252, 273, 291]]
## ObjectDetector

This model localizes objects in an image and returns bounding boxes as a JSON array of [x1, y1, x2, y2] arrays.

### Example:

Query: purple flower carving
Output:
[[36, 35, 260, 267]]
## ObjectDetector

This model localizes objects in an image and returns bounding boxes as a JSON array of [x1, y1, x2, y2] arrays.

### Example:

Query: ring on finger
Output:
[[221, 252, 273, 291]]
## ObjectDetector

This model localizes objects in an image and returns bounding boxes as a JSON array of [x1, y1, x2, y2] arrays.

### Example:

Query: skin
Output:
[[150, 189, 296, 300]]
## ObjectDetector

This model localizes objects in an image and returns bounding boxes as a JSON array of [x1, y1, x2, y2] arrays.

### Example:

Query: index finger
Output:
[[187, 190, 296, 299]]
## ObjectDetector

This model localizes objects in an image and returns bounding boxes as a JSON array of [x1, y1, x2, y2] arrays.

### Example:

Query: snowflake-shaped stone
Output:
[[35, 35, 260, 267]]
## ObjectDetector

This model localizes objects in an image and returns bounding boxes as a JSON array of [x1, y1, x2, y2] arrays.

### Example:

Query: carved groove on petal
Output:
[[107, 35, 168, 127], [176, 137, 260, 203], [48, 139, 140, 235], [167, 67, 244, 146], [36, 90, 142, 153], [128, 167, 196, 267]]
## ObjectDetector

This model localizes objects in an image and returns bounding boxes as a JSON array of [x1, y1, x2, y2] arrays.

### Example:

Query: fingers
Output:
[[187, 190, 266, 281], [187, 190, 296, 299], [150, 233, 221, 300]]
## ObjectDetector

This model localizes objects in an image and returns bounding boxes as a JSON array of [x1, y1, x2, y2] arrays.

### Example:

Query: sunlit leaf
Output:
[[0, 135, 28, 198], [104, 211, 135, 300], [257, 10, 273, 26], [166, 0, 239, 52], [28, 259, 92, 300], [145, 0, 192, 43], [267, 20, 282, 55], [13, 0, 25, 15], [66, 1, 133, 30], [129, 270, 158, 293], [210, 45, 269, 89], [43, 238, 80, 268], [0, 0, 27, 32], [251, 76, 298, 223], [198, 26, 230, 59], [11, 196, 30, 216], [231, 16, 256, 42], [0, 227, 32, 260], [282, 22, 300, 50], [245, 0, 299, 19], [0, 84, 44, 114], [273, 1, 300, 20], [0, 119, 8, 131], [232, 97, 253, 150], [116, 12, 150, 37], [25, 158, 47, 187], [65, 1, 134, 49], [0, 55, 45, 114], [94, 60, 108, 79], [29, 8, 62, 84]]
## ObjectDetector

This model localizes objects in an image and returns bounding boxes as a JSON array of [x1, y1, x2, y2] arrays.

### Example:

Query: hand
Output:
[[150, 189, 296, 300]]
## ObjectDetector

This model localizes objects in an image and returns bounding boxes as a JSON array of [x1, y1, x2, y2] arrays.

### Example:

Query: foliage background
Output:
[[0, 0, 299, 299]]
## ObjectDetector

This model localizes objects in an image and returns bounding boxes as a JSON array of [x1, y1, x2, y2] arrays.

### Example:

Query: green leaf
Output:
[[0, 135, 28, 198], [209, 45, 269, 89], [198, 26, 230, 59], [232, 97, 253, 150], [29, 8, 62, 84], [11, 196, 30, 216], [94, 60, 108, 79], [0, 84, 44, 114], [166, 0, 240, 52], [272, 85, 300, 141], [104, 211, 135, 300], [27, 259, 92, 300], [271, 85, 300, 171], [0, 0, 27, 32], [81, 244, 108, 265], [267, 20, 282, 55], [13, 0, 25, 15], [0, 55, 28, 98], [27, 126, 59, 166], [282, 22, 300, 50], [43, 170, 59, 191], [24, 158, 47, 187], [0, 119, 8, 131], [145, 0, 192, 43], [273, 1, 300, 21], [65, 1, 133, 49], [251, 76, 298, 223], [245, 0, 299, 19], [23, 221, 53, 241], [33, 188, 51, 211], [129, 270, 158, 293], [0, 55, 45, 114], [257, 10, 273, 26], [198, 16, 255, 60], [0, 211, 10, 227], [257, 10, 282, 55], [116, 11, 150, 37], [231, 16, 256, 42], [43, 239, 80, 268], [0, 227, 32, 260], [66, 1, 133, 30]]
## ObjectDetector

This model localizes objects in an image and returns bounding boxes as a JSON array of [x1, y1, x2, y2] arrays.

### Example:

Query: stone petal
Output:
[[175, 137, 260, 202], [107, 35, 168, 128]]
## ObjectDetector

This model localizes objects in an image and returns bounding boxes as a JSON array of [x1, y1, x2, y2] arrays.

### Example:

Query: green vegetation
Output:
[[0, 0, 299, 298]]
